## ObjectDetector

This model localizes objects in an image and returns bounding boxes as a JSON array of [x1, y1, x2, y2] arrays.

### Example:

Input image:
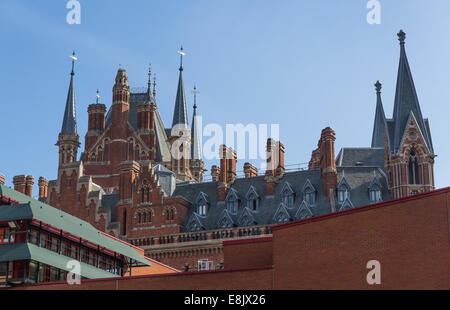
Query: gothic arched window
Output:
[[408, 149, 420, 185]]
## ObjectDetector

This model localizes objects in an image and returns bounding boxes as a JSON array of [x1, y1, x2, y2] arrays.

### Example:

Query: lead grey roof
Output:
[[60, 70, 77, 135]]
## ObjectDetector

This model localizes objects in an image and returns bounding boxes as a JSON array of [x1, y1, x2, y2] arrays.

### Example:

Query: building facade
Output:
[[7, 30, 436, 271]]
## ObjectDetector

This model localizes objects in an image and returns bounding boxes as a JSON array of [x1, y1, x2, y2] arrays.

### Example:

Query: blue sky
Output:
[[0, 0, 449, 195]]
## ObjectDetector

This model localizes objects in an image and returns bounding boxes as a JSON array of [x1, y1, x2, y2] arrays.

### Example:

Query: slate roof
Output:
[[174, 170, 329, 232], [336, 148, 385, 168], [336, 167, 391, 209], [171, 158, 393, 232]]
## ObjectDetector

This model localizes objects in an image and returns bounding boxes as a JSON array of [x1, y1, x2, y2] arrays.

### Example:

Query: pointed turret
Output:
[[392, 30, 432, 153], [61, 52, 78, 135], [56, 52, 80, 165], [191, 86, 201, 160], [172, 47, 189, 128], [371, 81, 387, 148]]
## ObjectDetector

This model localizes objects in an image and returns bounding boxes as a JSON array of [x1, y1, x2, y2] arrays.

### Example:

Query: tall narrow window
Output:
[[408, 149, 420, 185]]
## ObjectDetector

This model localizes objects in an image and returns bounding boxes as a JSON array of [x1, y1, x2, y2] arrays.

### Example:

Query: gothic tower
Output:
[[372, 31, 435, 199]]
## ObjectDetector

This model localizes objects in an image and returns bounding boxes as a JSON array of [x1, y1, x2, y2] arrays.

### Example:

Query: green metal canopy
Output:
[[0, 243, 117, 279], [0, 184, 150, 267]]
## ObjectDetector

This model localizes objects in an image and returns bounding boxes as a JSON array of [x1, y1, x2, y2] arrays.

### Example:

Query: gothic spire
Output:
[[371, 81, 387, 148], [392, 30, 432, 153], [172, 46, 189, 128], [191, 86, 201, 160], [61, 51, 78, 135]]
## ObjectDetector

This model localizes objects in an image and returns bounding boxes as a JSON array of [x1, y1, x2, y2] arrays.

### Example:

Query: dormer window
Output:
[[246, 186, 259, 211], [227, 196, 239, 213], [226, 188, 239, 214], [368, 176, 382, 203], [195, 192, 209, 216], [281, 182, 294, 208], [302, 179, 316, 206], [337, 176, 350, 204], [247, 195, 258, 211]]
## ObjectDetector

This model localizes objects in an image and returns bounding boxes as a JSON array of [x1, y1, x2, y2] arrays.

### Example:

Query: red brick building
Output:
[[8, 30, 437, 272]]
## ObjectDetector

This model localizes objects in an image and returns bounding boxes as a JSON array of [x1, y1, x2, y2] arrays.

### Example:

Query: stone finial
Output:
[[397, 30, 406, 44], [375, 80, 382, 93]]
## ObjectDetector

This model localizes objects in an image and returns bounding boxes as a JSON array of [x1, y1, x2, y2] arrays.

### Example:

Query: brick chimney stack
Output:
[[0, 173, 5, 185], [13, 175, 34, 197], [243, 163, 258, 178], [217, 145, 237, 201], [317, 127, 338, 202], [308, 148, 321, 169], [25, 176, 34, 197], [211, 165, 220, 182], [264, 139, 285, 196], [38, 177, 49, 201], [219, 145, 237, 184], [13, 175, 26, 195]]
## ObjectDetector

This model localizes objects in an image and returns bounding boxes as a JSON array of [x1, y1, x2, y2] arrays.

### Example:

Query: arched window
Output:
[[408, 149, 420, 185], [141, 189, 145, 204], [148, 212, 152, 223], [138, 213, 142, 224], [143, 212, 147, 223]]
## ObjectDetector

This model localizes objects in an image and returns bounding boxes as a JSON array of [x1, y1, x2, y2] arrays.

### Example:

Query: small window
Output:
[[369, 189, 381, 203], [198, 204, 207, 216], [305, 191, 315, 206], [227, 198, 239, 213], [247, 194, 259, 211], [338, 189, 348, 203], [282, 195, 294, 208]]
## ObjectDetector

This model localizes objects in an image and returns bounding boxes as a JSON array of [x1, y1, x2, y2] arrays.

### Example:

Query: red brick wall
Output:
[[272, 190, 450, 289], [15, 266, 273, 290], [223, 237, 273, 269]]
